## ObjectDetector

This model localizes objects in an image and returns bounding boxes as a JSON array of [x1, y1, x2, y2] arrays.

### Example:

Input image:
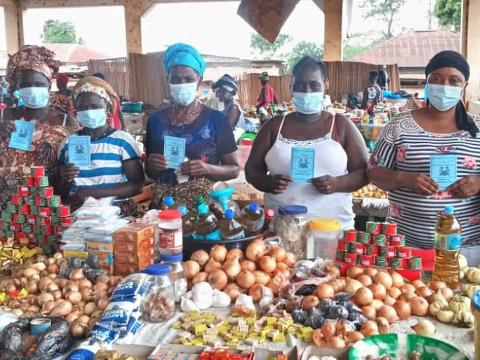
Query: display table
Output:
[[352, 197, 389, 218]]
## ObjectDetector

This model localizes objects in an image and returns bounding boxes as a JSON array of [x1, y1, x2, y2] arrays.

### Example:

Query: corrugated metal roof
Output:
[[44, 44, 108, 64]]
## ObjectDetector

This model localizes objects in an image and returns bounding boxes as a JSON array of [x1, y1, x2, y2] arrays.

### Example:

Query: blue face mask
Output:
[[292, 91, 324, 115], [19, 87, 49, 109], [169, 82, 198, 106], [426, 84, 463, 112], [77, 109, 107, 129]]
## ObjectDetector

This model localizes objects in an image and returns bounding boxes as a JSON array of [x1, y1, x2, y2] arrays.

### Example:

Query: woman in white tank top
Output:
[[245, 57, 368, 229]]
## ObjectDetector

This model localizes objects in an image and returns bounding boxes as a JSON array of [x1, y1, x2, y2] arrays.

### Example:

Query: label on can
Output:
[[373, 234, 387, 246], [31, 166, 45, 177], [337, 240, 346, 251], [50, 216, 62, 226], [157, 226, 183, 255], [387, 246, 396, 258], [378, 246, 388, 256], [39, 187, 54, 198], [336, 249, 346, 261], [36, 176, 49, 188], [366, 244, 379, 255], [6, 202, 16, 213], [389, 234, 405, 246], [48, 195, 61, 208], [344, 253, 358, 265], [375, 256, 387, 267], [346, 242, 364, 254], [356, 231, 371, 244], [366, 221, 381, 235], [382, 222, 397, 235], [408, 256, 422, 270], [344, 230, 357, 243], [23, 177, 34, 187], [390, 257, 405, 269], [396, 246, 412, 258], [361, 255, 374, 266]]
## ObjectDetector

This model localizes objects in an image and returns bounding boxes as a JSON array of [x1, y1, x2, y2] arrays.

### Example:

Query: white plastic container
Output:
[[306, 217, 342, 260]]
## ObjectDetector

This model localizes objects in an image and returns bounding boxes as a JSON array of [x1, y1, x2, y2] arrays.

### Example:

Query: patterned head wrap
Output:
[[7, 45, 60, 86], [163, 43, 206, 76], [72, 76, 119, 109]]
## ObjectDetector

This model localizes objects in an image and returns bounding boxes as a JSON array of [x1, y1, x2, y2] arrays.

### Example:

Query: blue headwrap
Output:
[[163, 43, 206, 76]]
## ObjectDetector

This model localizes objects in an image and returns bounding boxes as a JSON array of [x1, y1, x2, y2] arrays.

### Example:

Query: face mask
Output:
[[292, 91, 324, 114], [77, 109, 107, 129], [19, 87, 49, 109], [426, 83, 463, 112], [169, 82, 198, 106]]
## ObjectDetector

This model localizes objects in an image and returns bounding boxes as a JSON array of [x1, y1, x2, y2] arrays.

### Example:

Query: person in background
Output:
[[56, 76, 144, 208], [246, 56, 368, 229], [92, 72, 126, 130], [256, 71, 277, 114], [51, 73, 75, 123], [362, 70, 382, 112], [0, 45, 72, 209], [378, 65, 390, 90], [213, 74, 245, 129], [368, 50, 480, 248], [145, 43, 239, 210]]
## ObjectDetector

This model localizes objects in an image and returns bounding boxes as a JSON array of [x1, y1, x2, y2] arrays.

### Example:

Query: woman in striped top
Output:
[[369, 51, 480, 248], [56, 76, 144, 207]]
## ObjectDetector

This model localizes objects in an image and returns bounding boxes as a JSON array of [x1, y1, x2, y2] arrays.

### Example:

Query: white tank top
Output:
[[264, 114, 354, 229]]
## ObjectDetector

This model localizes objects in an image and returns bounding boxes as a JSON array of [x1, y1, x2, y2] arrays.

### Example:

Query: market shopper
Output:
[[213, 74, 245, 129], [56, 76, 144, 206], [145, 43, 239, 210], [362, 70, 382, 112], [245, 56, 368, 229], [51, 73, 75, 122], [0, 45, 72, 210], [92, 72, 126, 130], [369, 50, 480, 248], [256, 72, 278, 114]]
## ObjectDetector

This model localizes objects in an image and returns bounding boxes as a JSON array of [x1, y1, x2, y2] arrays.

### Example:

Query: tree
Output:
[[41, 20, 78, 44], [361, 0, 407, 40], [435, 0, 461, 31], [287, 41, 323, 73], [250, 33, 292, 59]]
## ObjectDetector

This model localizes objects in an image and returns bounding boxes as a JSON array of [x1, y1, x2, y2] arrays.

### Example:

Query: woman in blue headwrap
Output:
[[145, 43, 239, 209]]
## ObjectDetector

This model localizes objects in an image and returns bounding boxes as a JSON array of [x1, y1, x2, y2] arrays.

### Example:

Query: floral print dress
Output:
[[370, 111, 480, 248]]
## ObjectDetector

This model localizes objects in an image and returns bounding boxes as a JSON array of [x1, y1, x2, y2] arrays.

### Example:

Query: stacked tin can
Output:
[[336, 221, 422, 271], [0, 166, 73, 254]]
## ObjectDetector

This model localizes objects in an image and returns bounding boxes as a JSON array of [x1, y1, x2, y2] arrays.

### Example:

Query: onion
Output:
[[329, 278, 346, 293], [276, 262, 289, 272], [259, 256, 276, 273], [46, 282, 59, 293], [191, 250, 209, 266], [377, 305, 398, 323], [208, 269, 228, 290], [383, 295, 396, 306], [370, 283, 387, 300], [362, 305, 377, 320], [71, 324, 86, 337], [26, 281, 38, 294], [325, 263, 340, 278], [93, 282, 108, 293], [347, 266, 364, 279], [302, 295, 320, 311], [387, 287, 402, 299], [47, 264, 59, 274], [69, 269, 84, 280], [389, 271, 404, 288], [79, 279, 93, 289], [374, 272, 393, 289], [371, 299, 384, 310], [81, 288, 94, 301], [192, 272, 208, 285], [269, 247, 286, 262], [184, 260, 201, 279], [416, 286, 433, 298], [321, 321, 337, 339], [50, 300, 73, 316], [254, 271, 271, 285], [96, 275, 110, 284], [364, 268, 378, 278], [236, 270, 256, 289], [66, 310, 80, 324], [400, 283, 416, 294], [210, 245, 227, 263], [204, 259, 222, 273], [412, 280, 425, 288], [326, 336, 346, 349], [354, 287, 373, 307], [284, 252, 296, 268], [67, 291, 82, 304], [84, 302, 97, 315], [346, 331, 364, 343], [97, 298, 109, 310], [226, 249, 244, 261], [376, 317, 391, 334], [23, 268, 39, 278], [41, 301, 55, 315], [393, 300, 411, 320], [409, 297, 429, 316], [27, 305, 40, 313], [223, 258, 242, 280], [357, 274, 373, 287], [37, 293, 54, 306], [246, 241, 266, 262], [52, 290, 62, 300], [400, 292, 417, 302], [316, 284, 334, 300], [438, 287, 453, 301], [345, 278, 363, 294], [223, 283, 242, 300], [240, 260, 256, 272], [429, 280, 447, 291], [248, 284, 263, 302]]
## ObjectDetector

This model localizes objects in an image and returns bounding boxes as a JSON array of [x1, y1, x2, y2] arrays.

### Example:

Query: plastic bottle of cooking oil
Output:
[[432, 205, 462, 288]]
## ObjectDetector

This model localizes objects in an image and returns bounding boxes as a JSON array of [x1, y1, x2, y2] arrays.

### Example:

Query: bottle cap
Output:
[[198, 203, 209, 215], [473, 289, 480, 312], [177, 205, 188, 216], [265, 208, 274, 219], [248, 202, 259, 212], [195, 196, 205, 206], [278, 205, 308, 215], [161, 253, 183, 262], [163, 196, 174, 207], [144, 264, 170, 276], [225, 208, 234, 220], [444, 205, 455, 215], [159, 209, 181, 220]]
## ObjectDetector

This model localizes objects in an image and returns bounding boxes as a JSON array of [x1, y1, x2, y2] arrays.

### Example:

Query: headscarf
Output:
[[72, 76, 118, 113], [56, 73, 69, 88], [259, 72, 270, 81], [163, 43, 206, 76], [213, 74, 238, 94], [425, 50, 477, 138], [92, 72, 106, 81], [6, 45, 60, 86]]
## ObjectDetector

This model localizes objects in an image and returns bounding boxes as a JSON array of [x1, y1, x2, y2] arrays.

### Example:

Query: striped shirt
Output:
[[58, 130, 140, 192], [371, 111, 480, 249]]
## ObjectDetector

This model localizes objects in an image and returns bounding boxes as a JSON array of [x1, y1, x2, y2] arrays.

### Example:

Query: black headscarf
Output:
[[425, 50, 477, 138]]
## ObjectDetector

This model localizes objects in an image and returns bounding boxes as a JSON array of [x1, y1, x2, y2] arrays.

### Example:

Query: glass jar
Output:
[[156, 210, 183, 258], [141, 264, 175, 322], [160, 254, 187, 303], [274, 205, 309, 260], [307, 218, 342, 260]]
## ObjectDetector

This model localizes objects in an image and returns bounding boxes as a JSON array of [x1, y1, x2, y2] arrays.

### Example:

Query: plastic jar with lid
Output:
[[307, 218, 342, 260], [160, 254, 187, 302], [156, 209, 183, 259], [274, 205, 309, 260], [141, 264, 175, 322]]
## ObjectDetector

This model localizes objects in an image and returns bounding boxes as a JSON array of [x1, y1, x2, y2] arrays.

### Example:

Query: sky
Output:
[[10, 0, 436, 60]]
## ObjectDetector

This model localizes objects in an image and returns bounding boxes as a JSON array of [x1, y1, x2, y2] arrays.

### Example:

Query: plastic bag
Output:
[[88, 218, 129, 235]]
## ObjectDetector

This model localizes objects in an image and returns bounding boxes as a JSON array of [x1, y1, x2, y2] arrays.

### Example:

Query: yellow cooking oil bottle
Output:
[[432, 205, 462, 288]]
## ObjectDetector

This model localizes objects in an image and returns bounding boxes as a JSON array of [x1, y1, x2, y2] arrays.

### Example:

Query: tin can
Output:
[[19, 204, 30, 215], [35, 176, 50, 188], [39, 207, 51, 218], [11, 194, 22, 205], [336, 249, 346, 262], [26, 196, 35, 206], [366, 244, 379, 255], [360, 255, 374, 266], [366, 221, 382, 235], [29, 187, 36, 195], [13, 214, 26, 224], [50, 216, 62, 226], [2, 222, 10, 230], [34, 196, 47, 206], [356, 231, 371, 244], [382, 222, 397, 235], [407, 256, 422, 270], [375, 256, 388, 267], [396, 246, 412, 259], [344, 230, 357, 243], [17, 186, 29, 197], [337, 240, 346, 251], [346, 242, 365, 255], [10, 223, 21, 232], [30, 166, 45, 177], [14, 232, 25, 241], [6, 202, 16, 213], [22, 224, 33, 234], [344, 253, 358, 265], [44, 226, 54, 236], [22, 177, 34, 187], [378, 246, 388, 256], [390, 257, 406, 270], [373, 234, 387, 246], [48, 195, 61, 208], [55, 205, 70, 218], [389, 234, 405, 247], [30, 206, 39, 215], [386, 246, 396, 258], [36, 217, 51, 226], [2, 212, 12, 223], [27, 215, 36, 225], [38, 187, 54, 198]]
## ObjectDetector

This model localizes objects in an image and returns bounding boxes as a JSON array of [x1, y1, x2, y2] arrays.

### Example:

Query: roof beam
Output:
[[17, 0, 124, 9]]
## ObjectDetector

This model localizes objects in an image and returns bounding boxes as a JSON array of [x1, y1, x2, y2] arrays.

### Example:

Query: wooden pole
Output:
[[323, 0, 343, 61]]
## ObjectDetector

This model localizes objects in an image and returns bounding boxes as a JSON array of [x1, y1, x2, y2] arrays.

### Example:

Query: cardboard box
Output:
[[63, 249, 88, 260], [86, 241, 114, 253], [114, 223, 154, 243]]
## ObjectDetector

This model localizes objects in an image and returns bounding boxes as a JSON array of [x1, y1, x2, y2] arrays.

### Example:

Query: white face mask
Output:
[[426, 84, 463, 112], [19, 87, 50, 109], [292, 91, 324, 115], [169, 82, 198, 106], [76, 109, 107, 129]]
